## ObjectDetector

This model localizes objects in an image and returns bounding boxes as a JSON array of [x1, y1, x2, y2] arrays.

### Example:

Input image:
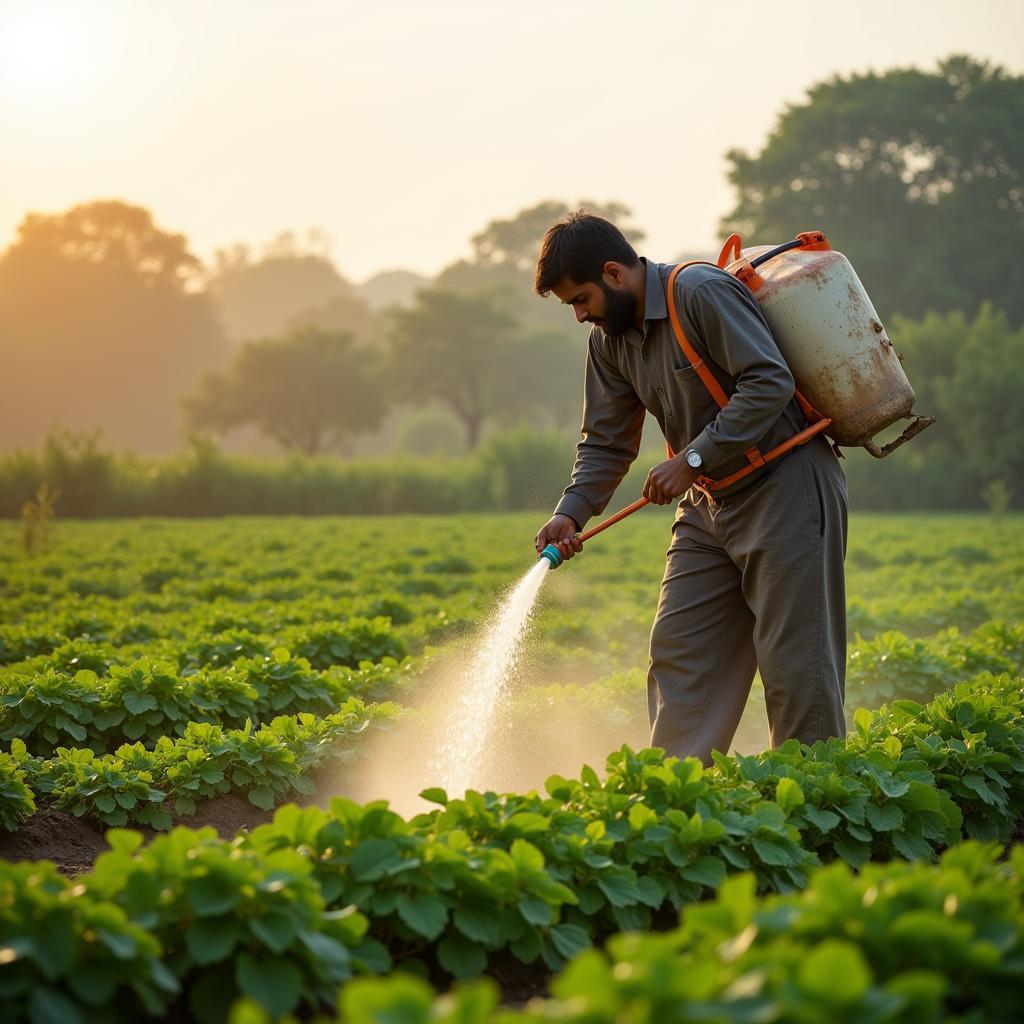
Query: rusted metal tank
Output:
[[726, 234, 934, 456]]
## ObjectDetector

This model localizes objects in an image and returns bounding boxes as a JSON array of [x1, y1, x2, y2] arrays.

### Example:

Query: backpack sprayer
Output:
[[539, 229, 935, 569]]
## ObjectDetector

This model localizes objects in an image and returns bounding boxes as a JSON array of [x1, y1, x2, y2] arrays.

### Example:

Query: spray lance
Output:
[[539, 496, 651, 568]]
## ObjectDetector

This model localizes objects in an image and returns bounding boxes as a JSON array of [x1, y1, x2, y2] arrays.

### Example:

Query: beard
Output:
[[595, 281, 637, 337]]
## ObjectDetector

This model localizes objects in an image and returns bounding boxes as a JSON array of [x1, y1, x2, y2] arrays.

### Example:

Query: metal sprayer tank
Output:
[[726, 232, 935, 456]]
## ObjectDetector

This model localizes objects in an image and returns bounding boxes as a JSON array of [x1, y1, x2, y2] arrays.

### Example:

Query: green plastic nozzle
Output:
[[539, 543, 563, 569]]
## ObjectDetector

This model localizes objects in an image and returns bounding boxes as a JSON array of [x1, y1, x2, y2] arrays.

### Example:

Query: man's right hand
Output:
[[535, 513, 583, 562]]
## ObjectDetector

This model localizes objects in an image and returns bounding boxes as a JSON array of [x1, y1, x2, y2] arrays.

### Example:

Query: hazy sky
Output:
[[1, 0, 1021, 282]]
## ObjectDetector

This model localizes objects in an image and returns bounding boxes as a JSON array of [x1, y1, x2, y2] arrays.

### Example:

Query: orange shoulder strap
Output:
[[666, 263, 766, 470], [666, 263, 730, 408]]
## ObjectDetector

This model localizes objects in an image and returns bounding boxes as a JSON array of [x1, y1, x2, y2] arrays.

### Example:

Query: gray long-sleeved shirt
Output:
[[553, 258, 805, 529]]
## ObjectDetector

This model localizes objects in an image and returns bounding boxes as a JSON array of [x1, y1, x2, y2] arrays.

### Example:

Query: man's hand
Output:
[[535, 513, 583, 561], [643, 455, 700, 505]]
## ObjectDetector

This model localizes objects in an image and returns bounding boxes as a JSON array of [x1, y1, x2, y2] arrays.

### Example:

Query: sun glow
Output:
[[0, 8, 96, 109]]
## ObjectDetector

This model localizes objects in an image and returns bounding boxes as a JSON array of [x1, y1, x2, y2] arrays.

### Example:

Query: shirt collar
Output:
[[642, 258, 668, 323], [619, 258, 667, 348]]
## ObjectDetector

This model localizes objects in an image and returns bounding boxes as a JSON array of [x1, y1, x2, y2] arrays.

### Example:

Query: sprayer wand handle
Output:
[[577, 497, 651, 543]]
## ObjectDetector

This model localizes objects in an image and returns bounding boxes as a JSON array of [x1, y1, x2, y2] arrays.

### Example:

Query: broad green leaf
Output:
[[627, 803, 658, 830], [775, 777, 804, 814], [249, 910, 296, 954], [518, 895, 554, 927], [832, 838, 871, 868], [506, 812, 550, 834], [804, 805, 842, 832], [247, 786, 275, 811], [298, 928, 352, 980], [67, 962, 119, 1006], [751, 839, 794, 867], [123, 692, 158, 714], [596, 871, 640, 908], [351, 838, 402, 881], [891, 830, 933, 860], [97, 928, 136, 960], [29, 988, 84, 1024], [437, 935, 487, 979], [454, 902, 505, 946], [339, 974, 434, 1020], [395, 891, 448, 941], [679, 855, 726, 889], [235, 953, 303, 1018], [33, 915, 75, 980], [865, 802, 905, 832], [509, 839, 544, 874], [798, 940, 872, 1004], [186, 874, 241, 917], [186, 916, 241, 964], [549, 923, 591, 959]]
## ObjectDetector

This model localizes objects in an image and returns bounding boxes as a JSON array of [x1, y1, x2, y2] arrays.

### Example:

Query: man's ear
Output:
[[602, 261, 624, 284]]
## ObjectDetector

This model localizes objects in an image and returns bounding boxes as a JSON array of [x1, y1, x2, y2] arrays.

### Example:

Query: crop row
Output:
[[329, 841, 1024, 1024], [6, 621, 1021, 762], [0, 615, 409, 674], [0, 696, 399, 831], [0, 649, 411, 756], [2, 673, 1022, 1021], [847, 621, 1024, 707]]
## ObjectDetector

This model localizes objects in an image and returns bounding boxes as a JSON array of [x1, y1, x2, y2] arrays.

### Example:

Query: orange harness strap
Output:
[[664, 261, 832, 492]]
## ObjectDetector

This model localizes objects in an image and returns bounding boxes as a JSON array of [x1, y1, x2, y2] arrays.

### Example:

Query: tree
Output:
[[437, 199, 645, 335], [388, 289, 585, 450], [722, 55, 1024, 324], [185, 327, 386, 455], [0, 200, 228, 452], [390, 289, 538, 450], [890, 304, 1024, 497], [285, 289, 383, 349], [468, 199, 644, 271], [207, 231, 355, 341]]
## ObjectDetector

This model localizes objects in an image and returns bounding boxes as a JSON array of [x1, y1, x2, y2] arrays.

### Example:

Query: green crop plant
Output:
[[0, 741, 35, 831], [0, 828, 384, 1023], [331, 842, 1024, 1024], [283, 618, 407, 670], [10, 697, 400, 828], [0, 668, 102, 751]]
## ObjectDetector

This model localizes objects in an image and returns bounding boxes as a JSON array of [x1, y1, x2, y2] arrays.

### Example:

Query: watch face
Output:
[[686, 450, 702, 469]]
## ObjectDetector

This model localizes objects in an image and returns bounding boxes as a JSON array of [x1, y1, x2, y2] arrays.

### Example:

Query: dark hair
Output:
[[533, 211, 640, 296]]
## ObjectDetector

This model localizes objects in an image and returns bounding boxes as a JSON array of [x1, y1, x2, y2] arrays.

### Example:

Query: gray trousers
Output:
[[647, 435, 848, 764]]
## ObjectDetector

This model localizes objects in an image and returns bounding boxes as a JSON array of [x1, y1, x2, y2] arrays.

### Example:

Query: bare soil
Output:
[[0, 794, 277, 875]]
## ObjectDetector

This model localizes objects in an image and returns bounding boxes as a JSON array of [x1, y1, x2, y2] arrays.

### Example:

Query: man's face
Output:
[[551, 270, 637, 337]]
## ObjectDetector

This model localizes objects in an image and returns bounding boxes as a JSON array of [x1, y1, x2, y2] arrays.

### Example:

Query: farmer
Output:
[[533, 212, 848, 764]]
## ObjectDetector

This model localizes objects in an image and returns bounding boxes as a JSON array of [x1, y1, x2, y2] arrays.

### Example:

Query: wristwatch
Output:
[[684, 448, 704, 470]]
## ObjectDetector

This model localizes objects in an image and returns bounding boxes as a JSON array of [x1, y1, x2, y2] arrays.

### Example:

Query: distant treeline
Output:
[[2, 54, 1021, 512], [0, 423, 1018, 519], [2, 57, 1021, 453]]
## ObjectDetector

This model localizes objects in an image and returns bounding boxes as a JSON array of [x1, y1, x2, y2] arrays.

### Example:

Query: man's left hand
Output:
[[643, 455, 700, 505]]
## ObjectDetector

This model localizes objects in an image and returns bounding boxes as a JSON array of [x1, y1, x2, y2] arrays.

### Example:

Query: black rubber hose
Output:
[[750, 239, 803, 269]]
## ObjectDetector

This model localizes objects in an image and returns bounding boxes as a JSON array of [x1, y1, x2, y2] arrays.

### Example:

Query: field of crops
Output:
[[2, 511, 1023, 1022]]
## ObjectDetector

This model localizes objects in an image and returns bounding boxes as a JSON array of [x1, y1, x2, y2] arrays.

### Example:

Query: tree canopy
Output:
[[0, 200, 227, 452], [184, 327, 384, 455], [890, 304, 1024, 495], [208, 232, 355, 342], [468, 199, 644, 271], [722, 55, 1024, 325], [388, 289, 517, 450]]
